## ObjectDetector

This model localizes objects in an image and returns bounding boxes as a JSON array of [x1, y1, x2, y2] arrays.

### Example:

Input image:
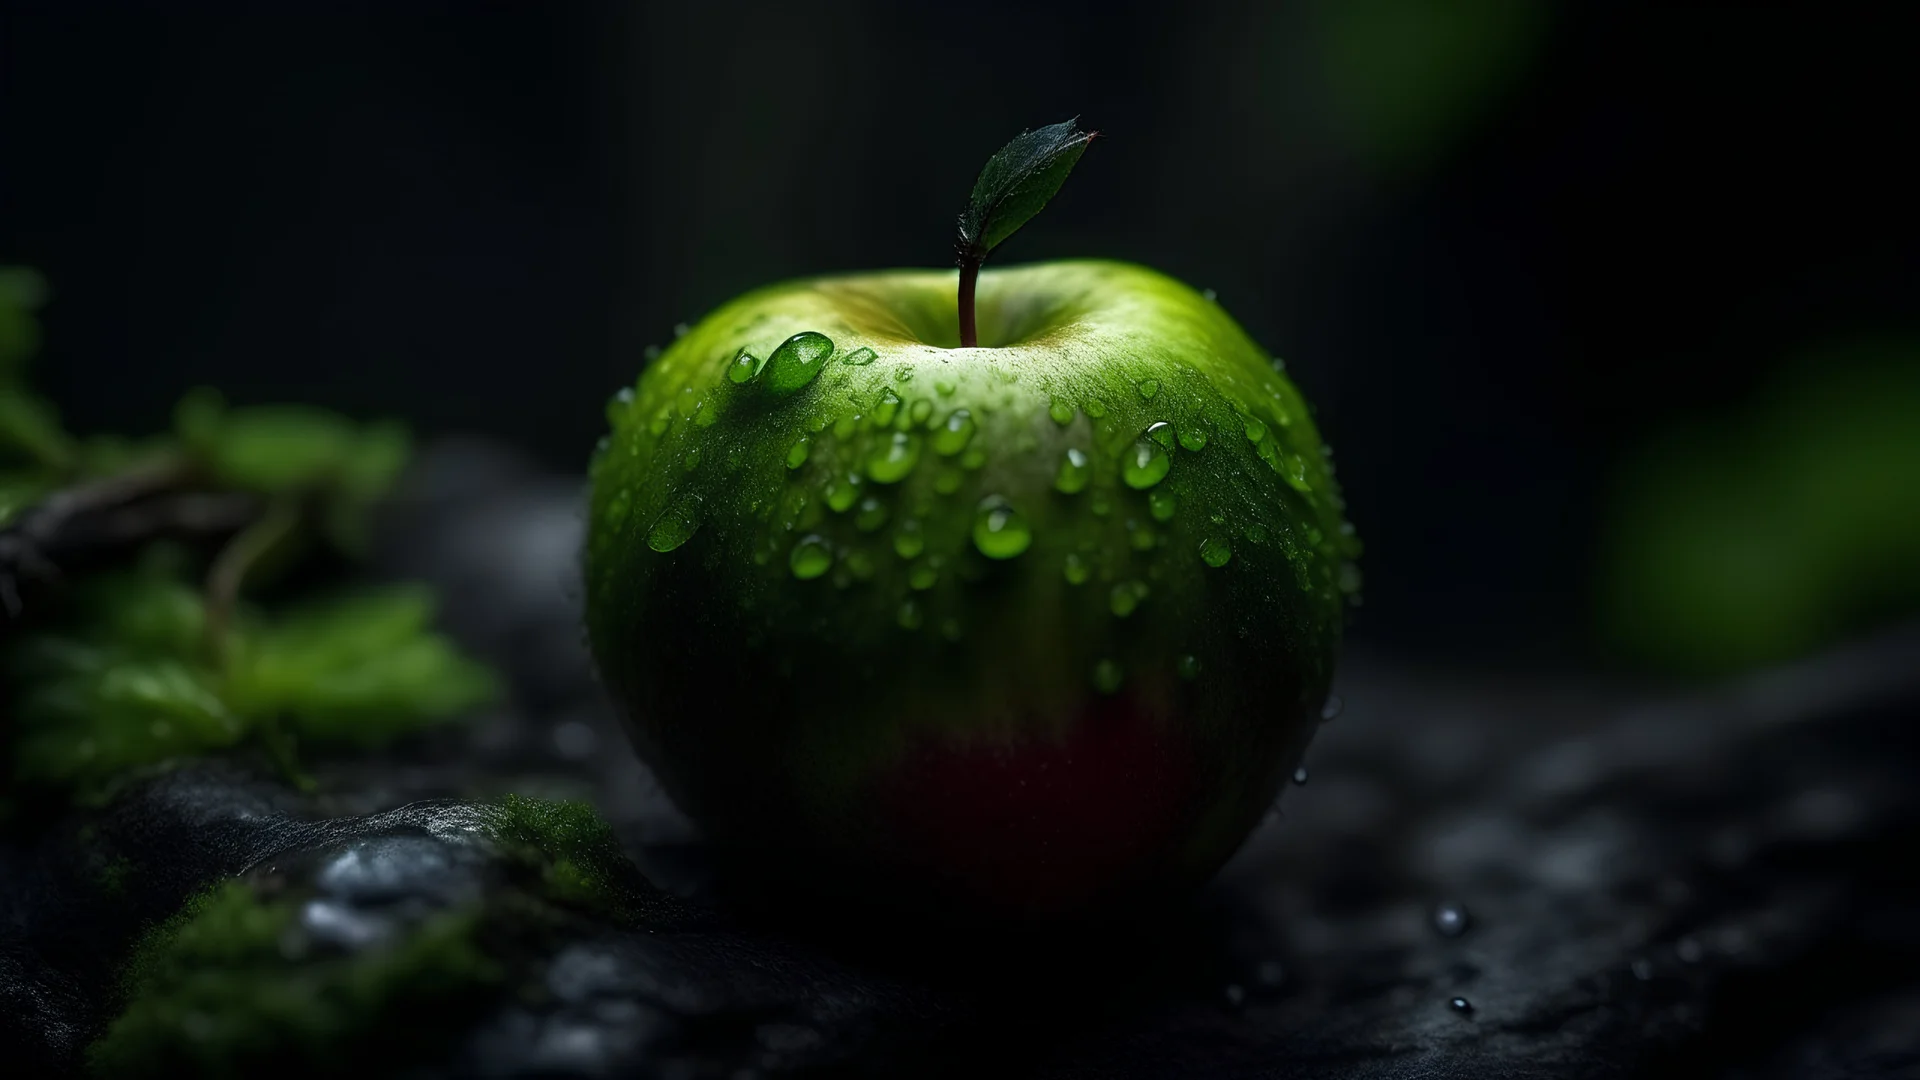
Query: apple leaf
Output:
[[955, 118, 1097, 263]]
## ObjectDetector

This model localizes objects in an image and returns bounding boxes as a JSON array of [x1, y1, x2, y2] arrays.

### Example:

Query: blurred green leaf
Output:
[[226, 586, 497, 747], [0, 387, 75, 470], [1314, 0, 1550, 174], [174, 388, 410, 499], [1600, 341, 1920, 674], [0, 265, 49, 381]]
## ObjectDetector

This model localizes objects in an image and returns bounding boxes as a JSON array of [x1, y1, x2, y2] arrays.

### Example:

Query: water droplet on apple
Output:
[[1122, 438, 1171, 489], [825, 472, 862, 512], [1136, 378, 1160, 400], [842, 346, 877, 366], [645, 493, 703, 552], [1109, 580, 1149, 617], [1244, 416, 1268, 443], [786, 437, 811, 470], [866, 432, 921, 484], [1200, 535, 1233, 567], [1055, 447, 1091, 493], [894, 366, 913, 382], [762, 331, 835, 394], [1063, 552, 1090, 584], [873, 388, 903, 426], [935, 379, 957, 396], [1177, 654, 1201, 679], [605, 387, 635, 426], [1149, 490, 1178, 522], [1048, 398, 1074, 425], [1179, 424, 1209, 451], [789, 535, 833, 579], [909, 399, 933, 425], [893, 519, 925, 559], [855, 496, 888, 532], [727, 350, 763, 384], [603, 488, 631, 527], [1145, 421, 1175, 450], [972, 496, 1032, 559], [933, 409, 976, 455], [1084, 398, 1108, 418], [1092, 658, 1123, 693]]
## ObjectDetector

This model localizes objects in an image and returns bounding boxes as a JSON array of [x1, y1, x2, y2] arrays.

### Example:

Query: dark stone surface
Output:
[[5, 439, 1919, 1077]]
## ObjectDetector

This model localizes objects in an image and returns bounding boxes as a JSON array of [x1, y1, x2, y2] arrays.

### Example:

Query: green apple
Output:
[[584, 123, 1358, 919]]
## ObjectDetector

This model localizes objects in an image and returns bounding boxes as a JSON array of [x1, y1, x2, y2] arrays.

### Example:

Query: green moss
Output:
[[480, 795, 653, 924], [89, 882, 501, 1079]]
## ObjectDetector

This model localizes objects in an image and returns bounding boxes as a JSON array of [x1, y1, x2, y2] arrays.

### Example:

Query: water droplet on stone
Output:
[[1177, 654, 1201, 679], [1109, 580, 1149, 617], [972, 496, 1032, 559], [1320, 695, 1343, 722], [786, 437, 811, 470], [1292, 766, 1309, 785], [1122, 438, 1171, 489], [1150, 490, 1178, 521], [1092, 658, 1123, 694], [855, 496, 889, 532], [867, 432, 921, 484], [842, 346, 877, 366], [873, 388, 903, 427], [1200, 535, 1233, 567], [1449, 997, 1473, 1014], [727, 349, 763, 384], [933, 409, 976, 455], [893, 519, 925, 559], [645, 493, 702, 552], [1055, 447, 1091, 493], [1432, 902, 1470, 938], [789, 535, 833, 579], [1146, 421, 1175, 449], [762, 331, 836, 394], [1084, 398, 1107, 418], [1048, 398, 1074, 425], [1063, 553, 1090, 584], [1136, 378, 1160, 400]]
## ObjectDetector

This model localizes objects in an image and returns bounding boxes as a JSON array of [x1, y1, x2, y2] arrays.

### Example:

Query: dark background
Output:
[[3, 0, 1914, 671]]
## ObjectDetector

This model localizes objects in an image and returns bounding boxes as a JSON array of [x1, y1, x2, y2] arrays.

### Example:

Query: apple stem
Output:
[[958, 256, 980, 348]]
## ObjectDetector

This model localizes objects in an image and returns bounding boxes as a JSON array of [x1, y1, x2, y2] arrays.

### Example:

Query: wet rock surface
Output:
[[5, 440, 1918, 1078]]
